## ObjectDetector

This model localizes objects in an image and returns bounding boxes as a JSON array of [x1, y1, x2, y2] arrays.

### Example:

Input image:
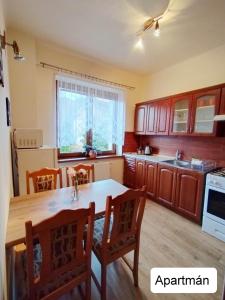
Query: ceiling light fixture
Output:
[[135, 35, 144, 50], [135, 15, 162, 50], [141, 15, 162, 36], [154, 20, 160, 37], [135, 0, 171, 49], [0, 31, 25, 61]]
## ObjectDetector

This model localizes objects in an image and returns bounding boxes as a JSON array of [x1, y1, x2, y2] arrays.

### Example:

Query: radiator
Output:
[[94, 162, 111, 181]]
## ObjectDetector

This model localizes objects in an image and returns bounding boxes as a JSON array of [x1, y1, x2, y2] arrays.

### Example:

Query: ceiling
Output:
[[3, 0, 225, 74]]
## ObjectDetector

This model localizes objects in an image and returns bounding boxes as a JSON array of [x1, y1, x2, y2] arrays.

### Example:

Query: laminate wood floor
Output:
[[60, 200, 225, 300]]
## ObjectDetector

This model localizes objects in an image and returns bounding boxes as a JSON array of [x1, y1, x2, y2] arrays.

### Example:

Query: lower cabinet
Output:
[[156, 164, 176, 208], [145, 161, 157, 199], [123, 156, 136, 188], [135, 159, 146, 188], [175, 169, 204, 223], [156, 163, 204, 224], [124, 157, 157, 199], [123, 157, 204, 224], [136, 159, 157, 199]]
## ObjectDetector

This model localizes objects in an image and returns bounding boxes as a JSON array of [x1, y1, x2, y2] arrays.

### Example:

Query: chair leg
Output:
[[101, 264, 107, 300], [133, 247, 139, 287], [85, 278, 91, 300]]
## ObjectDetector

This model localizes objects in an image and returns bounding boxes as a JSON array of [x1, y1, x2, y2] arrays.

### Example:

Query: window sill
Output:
[[58, 154, 123, 163]]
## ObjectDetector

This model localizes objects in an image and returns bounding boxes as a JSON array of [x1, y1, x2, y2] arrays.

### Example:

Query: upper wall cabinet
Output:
[[145, 102, 158, 135], [170, 88, 221, 136], [134, 104, 148, 134], [170, 94, 192, 135], [191, 88, 221, 136], [156, 99, 171, 135], [135, 85, 223, 137], [219, 87, 225, 115], [135, 98, 170, 135]]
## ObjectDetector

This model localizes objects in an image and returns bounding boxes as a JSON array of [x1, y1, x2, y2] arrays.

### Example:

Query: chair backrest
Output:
[[25, 202, 95, 300], [66, 164, 95, 186], [102, 187, 146, 248], [26, 168, 63, 194]]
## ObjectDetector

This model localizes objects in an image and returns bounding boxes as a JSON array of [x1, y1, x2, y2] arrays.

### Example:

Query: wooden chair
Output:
[[66, 164, 95, 186], [24, 203, 95, 300], [91, 187, 146, 300], [26, 167, 63, 194]]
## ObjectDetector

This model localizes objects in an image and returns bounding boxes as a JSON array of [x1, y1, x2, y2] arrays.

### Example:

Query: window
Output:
[[57, 77, 125, 157]]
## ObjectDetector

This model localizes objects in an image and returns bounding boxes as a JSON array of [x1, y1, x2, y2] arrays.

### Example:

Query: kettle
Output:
[[144, 145, 152, 155]]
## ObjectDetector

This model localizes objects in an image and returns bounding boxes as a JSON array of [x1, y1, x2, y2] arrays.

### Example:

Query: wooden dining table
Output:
[[6, 179, 128, 249]]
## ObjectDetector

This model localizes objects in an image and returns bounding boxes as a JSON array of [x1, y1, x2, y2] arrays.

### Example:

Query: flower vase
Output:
[[73, 179, 79, 201]]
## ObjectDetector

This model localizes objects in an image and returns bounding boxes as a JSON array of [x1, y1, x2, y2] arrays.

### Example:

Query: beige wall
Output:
[[8, 30, 37, 128], [141, 43, 225, 101], [0, 0, 13, 298], [8, 28, 146, 145]]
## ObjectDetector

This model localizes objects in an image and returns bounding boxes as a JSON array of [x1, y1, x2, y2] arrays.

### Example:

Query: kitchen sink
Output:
[[163, 160, 191, 168]]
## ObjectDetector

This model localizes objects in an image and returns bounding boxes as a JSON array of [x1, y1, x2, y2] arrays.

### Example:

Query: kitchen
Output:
[[1, 0, 225, 300]]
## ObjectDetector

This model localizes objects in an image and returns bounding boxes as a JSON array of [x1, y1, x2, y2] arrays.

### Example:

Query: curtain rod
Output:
[[38, 62, 135, 90]]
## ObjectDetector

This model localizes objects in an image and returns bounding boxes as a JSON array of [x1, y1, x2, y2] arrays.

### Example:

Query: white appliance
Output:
[[144, 145, 152, 155], [13, 128, 43, 148], [12, 129, 58, 195], [202, 169, 225, 242], [13, 147, 58, 196]]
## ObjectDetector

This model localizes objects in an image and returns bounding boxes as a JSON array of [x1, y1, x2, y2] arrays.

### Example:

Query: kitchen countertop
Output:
[[123, 152, 175, 162], [123, 152, 216, 173]]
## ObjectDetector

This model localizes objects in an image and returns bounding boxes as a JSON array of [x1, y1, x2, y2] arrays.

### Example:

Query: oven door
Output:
[[204, 184, 225, 225]]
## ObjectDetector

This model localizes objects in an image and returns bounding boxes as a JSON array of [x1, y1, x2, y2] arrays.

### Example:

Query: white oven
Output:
[[202, 169, 225, 242]]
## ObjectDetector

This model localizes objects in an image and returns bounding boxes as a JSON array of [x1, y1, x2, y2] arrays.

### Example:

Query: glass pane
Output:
[[208, 189, 225, 219], [92, 97, 114, 151], [172, 99, 189, 133], [58, 90, 88, 153], [194, 95, 216, 133]]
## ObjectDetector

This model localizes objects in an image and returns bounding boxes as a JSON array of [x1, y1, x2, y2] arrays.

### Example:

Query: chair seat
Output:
[[93, 218, 136, 257], [13, 243, 87, 299]]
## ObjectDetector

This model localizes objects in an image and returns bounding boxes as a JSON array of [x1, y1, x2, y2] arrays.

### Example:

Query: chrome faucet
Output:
[[175, 149, 182, 160]]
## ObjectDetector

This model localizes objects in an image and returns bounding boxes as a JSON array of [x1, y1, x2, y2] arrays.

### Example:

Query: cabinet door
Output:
[[156, 99, 171, 135], [123, 156, 136, 188], [156, 164, 176, 208], [135, 159, 146, 188], [146, 103, 157, 135], [191, 88, 221, 135], [175, 169, 204, 223], [170, 95, 192, 135], [134, 104, 147, 134], [145, 161, 157, 199], [220, 87, 225, 114]]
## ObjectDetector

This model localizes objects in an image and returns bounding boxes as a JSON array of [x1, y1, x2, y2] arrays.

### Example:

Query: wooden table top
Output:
[[6, 179, 128, 249]]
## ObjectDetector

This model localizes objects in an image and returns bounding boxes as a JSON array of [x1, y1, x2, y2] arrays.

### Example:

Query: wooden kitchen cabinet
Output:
[[157, 99, 171, 135], [135, 99, 171, 135], [170, 88, 220, 136], [135, 159, 146, 188], [156, 164, 176, 208], [145, 161, 157, 199], [175, 169, 204, 223], [136, 159, 157, 198], [123, 156, 136, 188], [170, 94, 192, 135], [134, 104, 148, 135], [191, 88, 221, 136], [220, 87, 225, 114], [135, 85, 223, 137], [145, 102, 158, 135], [124, 156, 158, 199]]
